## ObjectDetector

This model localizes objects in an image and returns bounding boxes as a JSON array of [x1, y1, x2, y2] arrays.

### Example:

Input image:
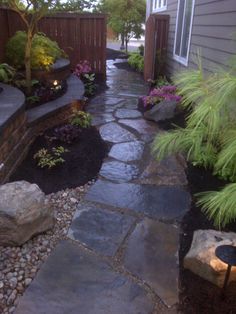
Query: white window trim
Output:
[[152, 0, 167, 13], [173, 0, 195, 66]]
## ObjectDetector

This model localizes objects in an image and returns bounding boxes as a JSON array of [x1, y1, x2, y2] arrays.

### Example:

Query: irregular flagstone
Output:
[[85, 180, 191, 222], [140, 156, 187, 186], [87, 103, 123, 114], [119, 119, 158, 135], [99, 122, 137, 143], [68, 202, 135, 256], [92, 113, 115, 126], [89, 96, 125, 106], [15, 241, 154, 314], [108, 141, 145, 162], [115, 109, 142, 119], [100, 160, 140, 182], [124, 219, 179, 307], [121, 99, 138, 110]]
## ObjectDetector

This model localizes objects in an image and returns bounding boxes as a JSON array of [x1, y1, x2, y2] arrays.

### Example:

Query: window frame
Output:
[[152, 0, 167, 13], [173, 0, 195, 66]]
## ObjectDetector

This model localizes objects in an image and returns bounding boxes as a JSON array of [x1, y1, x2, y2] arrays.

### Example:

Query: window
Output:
[[174, 0, 195, 66], [152, 0, 167, 12]]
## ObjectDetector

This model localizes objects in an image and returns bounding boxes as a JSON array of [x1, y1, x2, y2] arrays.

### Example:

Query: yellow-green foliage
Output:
[[128, 52, 144, 72], [152, 56, 236, 228], [6, 31, 66, 70]]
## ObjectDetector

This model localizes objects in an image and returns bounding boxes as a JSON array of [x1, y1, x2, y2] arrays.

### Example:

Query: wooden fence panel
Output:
[[144, 14, 169, 81], [0, 9, 107, 77]]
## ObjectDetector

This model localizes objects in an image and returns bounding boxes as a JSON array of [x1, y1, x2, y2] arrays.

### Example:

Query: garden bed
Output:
[[179, 164, 236, 313], [155, 109, 236, 313], [10, 126, 108, 194]]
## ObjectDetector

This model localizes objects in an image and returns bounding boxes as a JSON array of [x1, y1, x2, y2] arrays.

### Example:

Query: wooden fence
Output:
[[0, 9, 107, 77], [144, 14, 169, 81]]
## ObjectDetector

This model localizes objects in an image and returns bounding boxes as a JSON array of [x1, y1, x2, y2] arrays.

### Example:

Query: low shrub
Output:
[[128, 52, 144, 72], [54, 124, 81, 144], [0, 63, 15, 83], [70, 110, 92, 128], [33, 146, 69, 169], [6, 31, 66, 70]]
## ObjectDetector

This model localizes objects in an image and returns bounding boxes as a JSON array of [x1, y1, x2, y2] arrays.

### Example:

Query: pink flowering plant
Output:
[[141, 85, 182, 107], [74, 60, 92, 78], [74, 60, 96, 97]]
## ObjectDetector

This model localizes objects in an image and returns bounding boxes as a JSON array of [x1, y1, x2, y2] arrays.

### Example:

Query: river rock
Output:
[[184, 229, 236, 287], [144, 100, 177, 122], [0, 181, 54, 246]]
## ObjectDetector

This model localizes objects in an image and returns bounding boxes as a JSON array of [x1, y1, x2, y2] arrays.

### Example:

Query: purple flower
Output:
[[161, 85, 177, 93]]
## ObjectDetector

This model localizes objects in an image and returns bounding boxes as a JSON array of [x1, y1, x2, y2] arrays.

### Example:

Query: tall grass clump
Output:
[[152, 56, 236, 228]]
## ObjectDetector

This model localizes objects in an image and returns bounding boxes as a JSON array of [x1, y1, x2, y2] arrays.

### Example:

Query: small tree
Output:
[[100, 0, 146, 52], [2, 1, 56, 94]]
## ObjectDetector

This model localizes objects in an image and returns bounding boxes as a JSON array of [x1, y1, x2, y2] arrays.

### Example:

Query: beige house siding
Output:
[[146, 0, 236, 77]]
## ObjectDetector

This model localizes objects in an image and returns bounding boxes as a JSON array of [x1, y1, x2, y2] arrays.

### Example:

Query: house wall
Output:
[[146, 0, 236, 77]]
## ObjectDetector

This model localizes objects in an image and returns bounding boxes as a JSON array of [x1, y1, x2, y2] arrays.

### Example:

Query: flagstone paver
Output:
[[85, 180, 190, 222], [15, 57, 190, 314], [115, 109, 142, 119], [15, 241, 154, 314], [99, 122, 137, 143], [119, 119, 158, 135], [100, 160, 140, 182], [68, 202, 135, 256], [108, 141, 145, 162], [124, 219, 179, 307]]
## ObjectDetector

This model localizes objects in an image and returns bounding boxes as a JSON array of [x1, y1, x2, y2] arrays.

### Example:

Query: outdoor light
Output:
[[51, 80, 61, 91], [215, 245, 236, 298]]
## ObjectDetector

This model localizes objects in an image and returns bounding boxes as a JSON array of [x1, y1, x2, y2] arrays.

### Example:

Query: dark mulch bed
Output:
[[106, 48, 128, 60], [154, 109, 236, 313], [10, 126, 108, 195]]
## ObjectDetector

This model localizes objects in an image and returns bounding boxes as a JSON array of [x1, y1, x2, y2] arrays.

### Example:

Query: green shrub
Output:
[[70, 110, 92, 128], [6, 31, 66, 70], [0, 63, 15, 83], [128, 52, 144, 72]]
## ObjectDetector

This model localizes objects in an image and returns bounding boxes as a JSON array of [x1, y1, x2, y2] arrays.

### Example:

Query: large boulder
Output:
[[144, 100, 177, 122], [0, 181, 54, 246], [184, 229, 236, 287]]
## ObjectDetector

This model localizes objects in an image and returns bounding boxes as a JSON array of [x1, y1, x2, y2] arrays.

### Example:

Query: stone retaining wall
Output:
[[0, 77, 84, 184]]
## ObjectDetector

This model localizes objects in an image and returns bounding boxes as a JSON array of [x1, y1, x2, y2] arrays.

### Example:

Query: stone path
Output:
[[15, 59, 191, 313]]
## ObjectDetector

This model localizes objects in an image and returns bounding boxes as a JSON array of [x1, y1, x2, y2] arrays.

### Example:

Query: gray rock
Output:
[[184, 229, 236, 287], [144, 100, 177, 122], [0, 181, 54, 246]]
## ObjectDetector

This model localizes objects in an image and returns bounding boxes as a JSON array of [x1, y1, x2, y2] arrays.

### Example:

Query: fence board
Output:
[[144, 14, 170, 80], [0, 8, 106, 77]]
